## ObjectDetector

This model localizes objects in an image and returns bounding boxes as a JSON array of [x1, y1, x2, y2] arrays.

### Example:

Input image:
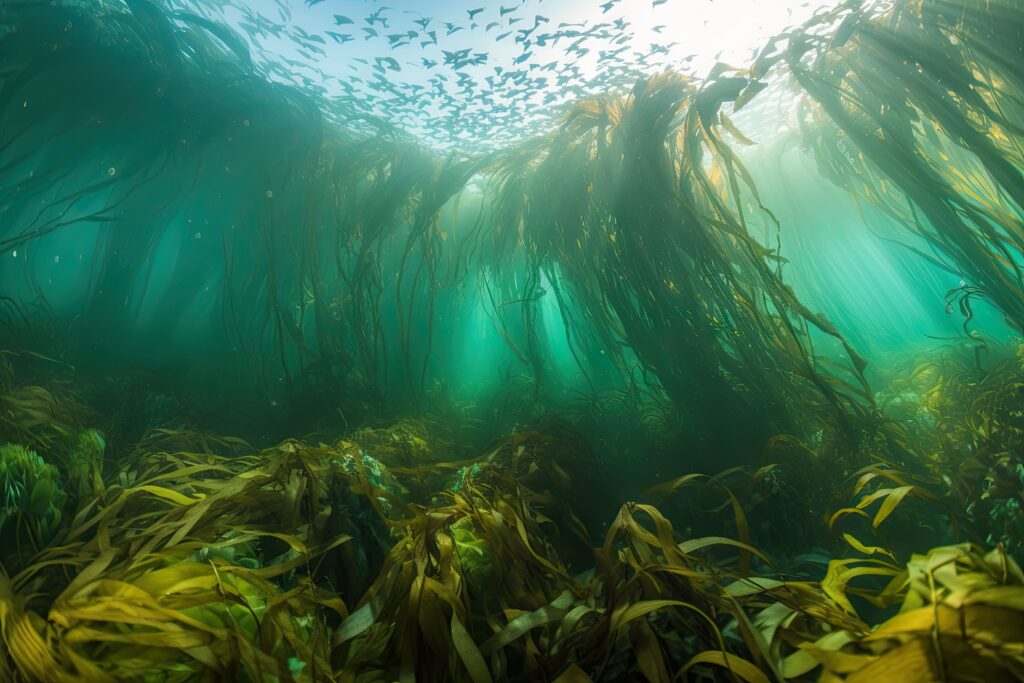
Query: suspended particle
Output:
[[195, 232, 202, 240], [53, 255, 60, 264], [265, 190, 274, 199], [11, 250, 16, 258]]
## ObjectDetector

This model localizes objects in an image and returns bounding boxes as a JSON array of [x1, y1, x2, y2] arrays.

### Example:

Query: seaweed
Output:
[[477, 72, 871, 449], [773, 0, 1024, 336], [0, 0, 1023, 680], [0, 348, 1020, 680], [0, 0, 875, 455]]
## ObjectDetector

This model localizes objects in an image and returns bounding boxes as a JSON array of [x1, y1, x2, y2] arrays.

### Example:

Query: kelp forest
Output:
[[1, 0, 1024, 680]]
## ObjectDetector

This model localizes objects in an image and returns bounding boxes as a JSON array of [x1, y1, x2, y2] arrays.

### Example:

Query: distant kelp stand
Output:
[[0, 0, 452, 416], [766, 0, 1024, 335]]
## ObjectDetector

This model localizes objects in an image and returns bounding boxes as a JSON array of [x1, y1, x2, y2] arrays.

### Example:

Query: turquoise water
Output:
[[1, 0, 1019, 450], [3, 1, 1024, 681]]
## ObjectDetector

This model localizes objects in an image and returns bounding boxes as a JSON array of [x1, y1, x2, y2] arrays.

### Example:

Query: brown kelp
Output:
[[2, 0, 1024, 679], [0, 0, 876, 454], [765, 0, 1024, 335], [0, 0, 451, 417], [0, 353, 1023, 681], [1, 0, 1022, 432], [479, 72, 871, 445], [872, 343, 1024, 559]]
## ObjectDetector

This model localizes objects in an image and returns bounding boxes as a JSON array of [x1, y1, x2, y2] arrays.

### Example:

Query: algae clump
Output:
[[0, 443, 67, 547]]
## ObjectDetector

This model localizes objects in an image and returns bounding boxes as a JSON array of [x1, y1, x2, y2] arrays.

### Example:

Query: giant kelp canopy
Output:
[[0, 0, 880, 449], [0, 0, 1020, 466]]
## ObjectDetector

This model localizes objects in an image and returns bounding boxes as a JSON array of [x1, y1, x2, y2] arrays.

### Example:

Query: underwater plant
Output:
[[1, 0, 1024, 680], [0, 0, 883, 456], [62, 428, 105, 501], [768, 0, 1024, 336], [0, 443, 67, 552], [478, 71, 873, 452], [0, 356, 1017, 681]]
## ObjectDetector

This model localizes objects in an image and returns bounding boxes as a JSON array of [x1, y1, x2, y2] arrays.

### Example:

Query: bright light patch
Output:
[[182, 0, 839, 149]]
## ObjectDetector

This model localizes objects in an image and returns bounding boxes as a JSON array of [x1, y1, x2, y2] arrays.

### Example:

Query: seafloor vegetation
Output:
[[2, 339, 1024, 682], [2, 0, 1024, 680]]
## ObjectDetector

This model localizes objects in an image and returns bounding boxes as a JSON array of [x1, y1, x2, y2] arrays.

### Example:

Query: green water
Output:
[[1, 1, 1024, 681]]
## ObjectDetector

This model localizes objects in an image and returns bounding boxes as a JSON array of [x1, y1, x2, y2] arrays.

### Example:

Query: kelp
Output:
[[0, 352, 86, 451], [0, 0, 450, 418], [767, 0, 1024, 336], [808, 543, 1024, 682], [0, 0, 880, 456], [2, 0, 1024, 679], [2, 0, 1024, 443], [478, 72, 871, 443], [5, 431, 1018, 682], [0, 349, 1021, 681], [869, 343, 1024, 559], [0, 439, 374, 681]]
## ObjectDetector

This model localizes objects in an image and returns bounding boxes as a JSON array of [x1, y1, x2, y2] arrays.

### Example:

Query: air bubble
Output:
[[107, 167, 116, 177], [265, 190, 274, 199]]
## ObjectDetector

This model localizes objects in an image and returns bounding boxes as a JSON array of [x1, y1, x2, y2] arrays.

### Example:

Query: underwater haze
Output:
[[2, 0, 1024, 681]]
